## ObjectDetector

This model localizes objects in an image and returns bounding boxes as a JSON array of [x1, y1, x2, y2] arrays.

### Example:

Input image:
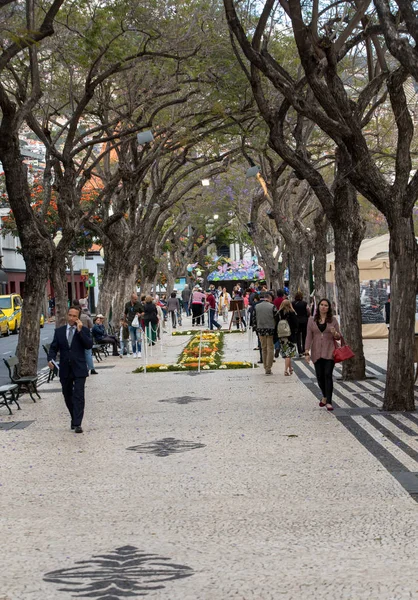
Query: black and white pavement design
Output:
[[293, 358, 418, 500]]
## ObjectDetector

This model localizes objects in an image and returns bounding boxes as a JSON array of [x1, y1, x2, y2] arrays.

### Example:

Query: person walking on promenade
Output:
[[274, 289, 285, 311], [385, 293, 390, 328], [249, 293, 263, 364], [119, 317, 130, 357], [218, 287, 231, 322], [182, 284, 191, 316], [305, 298, 341, 411], [124, 292, 144, 358], [191, 287, 206, 326], [254, 292, 278, 375], [232, 288, 246, 329], [48, 306, 93, 433], [92, 315, 119, 356], [278, 300, 299, 376], [73, 299, 97, 375], [206, 289, 222, 330], [292, 292, 311, 356], [166, 292, 180, 329], [143, 296, 159, 344]]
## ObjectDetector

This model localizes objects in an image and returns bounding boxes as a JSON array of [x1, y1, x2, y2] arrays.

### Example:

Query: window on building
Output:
[[217, 244, 230, 257]]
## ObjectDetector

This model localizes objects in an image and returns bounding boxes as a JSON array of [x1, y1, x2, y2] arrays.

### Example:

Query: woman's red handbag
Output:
[[333, 336, 355, 363]]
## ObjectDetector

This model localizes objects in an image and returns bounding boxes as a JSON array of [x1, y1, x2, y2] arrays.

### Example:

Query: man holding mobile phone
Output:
[[48, 306, 92, 433]]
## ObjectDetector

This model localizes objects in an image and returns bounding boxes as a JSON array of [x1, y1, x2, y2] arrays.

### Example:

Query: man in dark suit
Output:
[[48, 306, 93, 433]]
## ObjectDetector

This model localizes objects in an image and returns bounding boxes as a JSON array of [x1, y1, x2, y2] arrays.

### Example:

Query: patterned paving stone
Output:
[[127, 437, 206, 457], [159, 396, 210, 405], [44, 545, 193, 598]]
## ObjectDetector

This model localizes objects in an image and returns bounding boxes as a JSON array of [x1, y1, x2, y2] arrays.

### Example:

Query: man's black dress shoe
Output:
[[74, 426, 83, 433], [71, 423, 75, 430], [91, 369, 98, 374]]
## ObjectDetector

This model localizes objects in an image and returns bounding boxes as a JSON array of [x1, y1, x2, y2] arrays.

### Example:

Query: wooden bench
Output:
[[3, 357, 41, 403], [0, 384, 20, 415]]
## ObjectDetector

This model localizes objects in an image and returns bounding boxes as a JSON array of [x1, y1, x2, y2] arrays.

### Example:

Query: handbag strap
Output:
[[333, 334, 346, 348]]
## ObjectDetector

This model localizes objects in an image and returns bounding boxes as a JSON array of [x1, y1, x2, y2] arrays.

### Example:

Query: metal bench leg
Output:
[[1, 394, 12, 415], [34, 382, 41, 399], [26, 384, 37, 403], [10, 389, 20, 410]]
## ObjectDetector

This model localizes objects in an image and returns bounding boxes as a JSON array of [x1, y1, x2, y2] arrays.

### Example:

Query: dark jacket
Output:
[[292, 300, 309, 324], [278, 310, 299, 344], [181, 288, 191, 303], [92, 323, 107, 341], [124, 301, 144, 326], [166, 297, 180, 312], [48, 325, 92, 379], [143, 302, 158, 324], [385, 301, 390, 324]]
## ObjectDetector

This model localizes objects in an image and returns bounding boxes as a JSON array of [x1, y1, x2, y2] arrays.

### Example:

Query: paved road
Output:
[[0, 322, 55, 386]]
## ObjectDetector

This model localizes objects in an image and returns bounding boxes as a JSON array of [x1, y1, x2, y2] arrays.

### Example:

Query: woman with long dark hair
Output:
[[305, 298, 341, 411]]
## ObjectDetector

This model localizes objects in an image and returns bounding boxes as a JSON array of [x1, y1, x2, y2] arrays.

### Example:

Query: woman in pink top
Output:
[[191, 288, 206, 326], [305, 298, 341, 411]]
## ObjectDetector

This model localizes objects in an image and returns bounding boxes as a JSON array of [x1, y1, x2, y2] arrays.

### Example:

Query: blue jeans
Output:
[[120, 340, 129, 355], [129, 325, 142, 353], [209, 308, 221, 330], [85, 348, 94, 371]]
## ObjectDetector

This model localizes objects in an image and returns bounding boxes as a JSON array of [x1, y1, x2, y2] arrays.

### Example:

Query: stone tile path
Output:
[[1, 326, 417, 599]]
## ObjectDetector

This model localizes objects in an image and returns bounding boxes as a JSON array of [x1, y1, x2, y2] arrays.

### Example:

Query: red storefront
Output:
[[4, 270, 86, 301]]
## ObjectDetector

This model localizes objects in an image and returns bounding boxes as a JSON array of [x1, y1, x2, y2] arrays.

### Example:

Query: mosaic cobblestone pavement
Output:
[[292, 358, 418, 501], [1, 334, 417, 599]]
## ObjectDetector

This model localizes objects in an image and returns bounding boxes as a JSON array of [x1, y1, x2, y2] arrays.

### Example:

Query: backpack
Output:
[[277, 317, 291, 338]]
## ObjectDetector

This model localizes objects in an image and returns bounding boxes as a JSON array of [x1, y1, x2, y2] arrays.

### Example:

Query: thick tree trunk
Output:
[[267, 267, 281, 291], [313, 213, 328, 300], [286, 236, 310, 299], [139, 256, 159, 296], [69, 254, 76, 302], [97, 245, 121, 323], [111, 266, 137, 329], [277, 258, 286, 290], [18, 258, 50, 376], [384, 215, 416, 411], [0, 133, 53, 376], [332, 174, 366, 380], [140, 279, 154, 296], [50, 251, 68, 328], [165, 272, 176, 294]]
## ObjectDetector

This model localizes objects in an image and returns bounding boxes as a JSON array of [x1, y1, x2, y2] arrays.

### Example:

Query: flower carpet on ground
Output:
[[133, 331, 255, 373], [171, 329, 243, 336]]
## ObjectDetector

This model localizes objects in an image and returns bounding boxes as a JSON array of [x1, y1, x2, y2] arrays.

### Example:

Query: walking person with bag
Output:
[[124, 292, 144, 358], [277, 300, 299, 376], [304, 298, 341, 411]]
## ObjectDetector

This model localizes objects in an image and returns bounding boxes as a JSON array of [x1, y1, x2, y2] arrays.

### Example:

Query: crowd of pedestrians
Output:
[[47, 282, 344, 434]]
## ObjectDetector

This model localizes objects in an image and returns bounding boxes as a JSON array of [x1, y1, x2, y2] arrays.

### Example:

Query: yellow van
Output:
[[0, 294, 22, 334]]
